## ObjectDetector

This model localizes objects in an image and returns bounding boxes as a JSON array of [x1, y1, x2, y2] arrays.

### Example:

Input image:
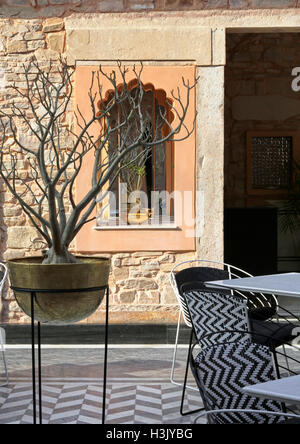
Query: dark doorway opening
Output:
[[224, 32, 300, 275]]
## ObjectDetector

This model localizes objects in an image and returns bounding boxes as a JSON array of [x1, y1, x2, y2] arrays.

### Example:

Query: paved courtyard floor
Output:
[[0, 344, 299, 424], [0, 345, 204, 424]]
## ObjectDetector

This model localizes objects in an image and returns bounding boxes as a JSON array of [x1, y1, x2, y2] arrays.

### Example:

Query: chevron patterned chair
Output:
[[184, 289, 251, 351], [184, 288, 300, 376], [169, 263, 230, 415], [191, 340, 300, 424], [169, 259, 294, 416]]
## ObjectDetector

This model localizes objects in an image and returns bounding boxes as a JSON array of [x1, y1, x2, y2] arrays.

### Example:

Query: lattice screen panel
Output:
[[251, 136, 292, 189]]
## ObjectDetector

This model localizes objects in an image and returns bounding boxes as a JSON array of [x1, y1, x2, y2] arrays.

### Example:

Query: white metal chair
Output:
[[0, 262, 8, 386], [169, 259, 284, 416]]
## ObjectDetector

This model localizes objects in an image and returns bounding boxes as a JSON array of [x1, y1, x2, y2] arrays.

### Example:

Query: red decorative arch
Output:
[[97, 79, 174, 125]]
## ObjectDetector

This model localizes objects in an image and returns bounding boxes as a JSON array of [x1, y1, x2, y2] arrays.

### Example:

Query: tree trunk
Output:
[[42, 246, 80, 264]]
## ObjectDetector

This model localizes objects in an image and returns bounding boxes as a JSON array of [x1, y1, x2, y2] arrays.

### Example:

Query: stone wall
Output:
[[1, 0, 300, 19], [225, 33, 300, 208], [0, 16, 198, 324]]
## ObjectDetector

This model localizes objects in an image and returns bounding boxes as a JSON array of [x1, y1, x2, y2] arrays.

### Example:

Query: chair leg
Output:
[[180, 329, 204, 416], [0, 334, 8, 387], [170, 312, 198, 392], [281, 344, 292, 376], [170, 311, 181, 386], [272, 350, 281, 380]]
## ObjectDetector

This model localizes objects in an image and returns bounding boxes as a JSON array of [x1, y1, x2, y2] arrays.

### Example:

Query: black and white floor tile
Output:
[[0, 346, 204, 425], [0, 378, 204, 424]]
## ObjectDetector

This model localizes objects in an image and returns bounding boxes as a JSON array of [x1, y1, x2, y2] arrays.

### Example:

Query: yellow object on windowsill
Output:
[[127, 209, 152, 225]]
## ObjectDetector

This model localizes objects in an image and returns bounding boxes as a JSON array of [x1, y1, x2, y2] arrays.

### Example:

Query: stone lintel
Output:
[[66, 26, 212, 66]]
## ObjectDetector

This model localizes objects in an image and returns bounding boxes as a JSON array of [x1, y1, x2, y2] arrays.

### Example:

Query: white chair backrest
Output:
[[0, 262, 8, 295], [0, 263, 8, 349]]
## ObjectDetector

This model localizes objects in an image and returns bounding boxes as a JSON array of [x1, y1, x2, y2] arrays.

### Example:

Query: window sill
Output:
[[93, 224, 180, 231]]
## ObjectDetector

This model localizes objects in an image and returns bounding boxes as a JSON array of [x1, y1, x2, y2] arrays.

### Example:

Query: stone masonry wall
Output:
[[1, 0, 300, 19], [0, 16, 197, 324]]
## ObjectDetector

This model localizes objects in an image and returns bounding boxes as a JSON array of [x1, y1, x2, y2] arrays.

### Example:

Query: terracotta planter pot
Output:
[[7, 256, 110, 325]]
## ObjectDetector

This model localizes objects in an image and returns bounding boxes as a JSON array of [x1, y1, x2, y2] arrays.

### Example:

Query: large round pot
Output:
[[7, 256, 110, 325]]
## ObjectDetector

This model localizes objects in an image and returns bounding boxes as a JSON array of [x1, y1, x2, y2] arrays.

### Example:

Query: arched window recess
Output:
[[96, 79, 176, 227]]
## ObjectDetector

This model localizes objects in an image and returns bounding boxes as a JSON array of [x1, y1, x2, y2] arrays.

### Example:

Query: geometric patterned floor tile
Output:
[[0, 379, 205, 425]]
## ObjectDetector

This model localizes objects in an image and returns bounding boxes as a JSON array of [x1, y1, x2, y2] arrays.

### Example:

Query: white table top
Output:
[[242, 375, 300, 405], [205, 272, 300, 298]]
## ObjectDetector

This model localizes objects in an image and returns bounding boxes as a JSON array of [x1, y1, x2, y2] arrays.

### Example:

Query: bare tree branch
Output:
[[0, 58, 196, 264]]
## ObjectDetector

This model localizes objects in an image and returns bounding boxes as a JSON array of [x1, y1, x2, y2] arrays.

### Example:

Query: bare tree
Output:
[[0, 59, 196, 264]]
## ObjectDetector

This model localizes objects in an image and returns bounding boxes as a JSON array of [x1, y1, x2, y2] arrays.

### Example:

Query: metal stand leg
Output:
[[38, 321, 42, 424], [30, 292, 37, 425], [13, 284, 109, 425], [30, 292, 42, 425], [102, 285, 109, 425]]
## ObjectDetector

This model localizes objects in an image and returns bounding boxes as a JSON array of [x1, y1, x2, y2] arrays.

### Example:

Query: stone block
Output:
[[42, 18, 64, 33], [3, 249, 26, 261], [3, 206, 22, 217], [130, 269, 157, 278], [202, 0, 228, 8], [113, 266, 129, 282], [119, 290, 136, 304], [7, 40, 27, 54], [7, 226, 39, 249], [7, 0, 29, 5], [212, 28, 226, 65], [138, 291, 160, 304], [123, 278, 158, 290], [24, 31, 44, 40], [160, 285, 177, 304], [0, 38, 5, 52], [141, 261, 160, 270], [121, 257, 141, 266], [99, 0, 124, 12], [4, 216, 26, 227], [128, 0, 155, 10], [229, 0, 249, 8], [34, 47, 59, 60], [251, 0, 295, 8], [46, 32, 65, 52], [27, 40, 45, 50], [66, 26, 211, 65], [160, 263, 174, 272]]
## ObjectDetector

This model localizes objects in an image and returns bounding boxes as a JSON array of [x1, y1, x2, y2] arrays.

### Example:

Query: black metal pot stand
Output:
[[11, 285, 110, 425]]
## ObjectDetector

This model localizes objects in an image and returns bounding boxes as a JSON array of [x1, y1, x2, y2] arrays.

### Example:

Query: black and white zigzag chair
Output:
[[169, 262, 230, 415], [170, 260, 300, 416], [191, 340, 300, 424], [184, 289, 251, 351], [184, 288, 300, 370]]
